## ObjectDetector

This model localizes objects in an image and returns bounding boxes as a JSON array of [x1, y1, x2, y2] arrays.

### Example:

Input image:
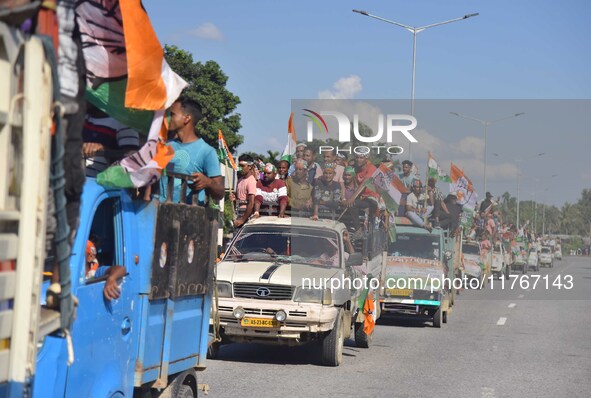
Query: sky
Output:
[[144, 0, 591, 208]]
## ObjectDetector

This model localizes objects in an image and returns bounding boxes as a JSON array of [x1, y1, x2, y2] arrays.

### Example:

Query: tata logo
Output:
[[256, 287, 271, 297], [303, 109, 418, 144]]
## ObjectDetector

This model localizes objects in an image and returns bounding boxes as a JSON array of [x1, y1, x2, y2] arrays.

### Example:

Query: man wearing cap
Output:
[[479, 192, 494, 213], [233, 154, 257, 228], [254, 163, 288, 217], [288, 143, 307, 176], [286, 159, 313, 213]]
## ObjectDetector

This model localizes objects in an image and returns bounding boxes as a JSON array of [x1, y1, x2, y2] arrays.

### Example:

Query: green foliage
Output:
[[164, 45, 243, 152]]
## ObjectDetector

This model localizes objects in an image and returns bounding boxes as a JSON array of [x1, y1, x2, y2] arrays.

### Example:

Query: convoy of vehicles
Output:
[[1, 7, 569, 396]]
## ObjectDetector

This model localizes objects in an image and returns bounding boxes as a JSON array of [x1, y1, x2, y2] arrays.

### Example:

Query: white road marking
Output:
[[518, 294, 524, 299], [481, 386, 497, 397], [497, 317, 507, 326], [508, 303, 516, 308]]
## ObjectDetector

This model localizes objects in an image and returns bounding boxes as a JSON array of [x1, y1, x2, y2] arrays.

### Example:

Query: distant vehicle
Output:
[[462, 241, 484, 287], [527, 247, 540, 272], [540, 246, 554, 268], [554, 244, 563, 260], [511, 240, 528, 274], [491, 243, 510, 279]]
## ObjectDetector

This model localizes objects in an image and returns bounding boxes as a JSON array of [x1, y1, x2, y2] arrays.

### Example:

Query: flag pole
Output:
[[423, 153, 430, 224]]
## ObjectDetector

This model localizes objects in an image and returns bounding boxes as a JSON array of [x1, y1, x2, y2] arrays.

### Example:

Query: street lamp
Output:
[[352, 9, 479, 160], [450, 112, 525, 194]]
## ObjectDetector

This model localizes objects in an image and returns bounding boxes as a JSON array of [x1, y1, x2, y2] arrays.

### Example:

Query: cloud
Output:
[[318, 75, 362, 99], [189, 22, 224, 41], [454, 136, 485, 159]]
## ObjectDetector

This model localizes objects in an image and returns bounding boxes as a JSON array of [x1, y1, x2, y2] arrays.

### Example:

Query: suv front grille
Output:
[[233, 283, 294, 300]]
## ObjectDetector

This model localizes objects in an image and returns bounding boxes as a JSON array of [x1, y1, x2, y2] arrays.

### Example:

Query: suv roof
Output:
[[245, 216, 345, 231]]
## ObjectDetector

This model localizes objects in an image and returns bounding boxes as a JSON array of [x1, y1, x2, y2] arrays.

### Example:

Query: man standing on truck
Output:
[[157, 97, 224, 204], [233, 154, 257, 228]]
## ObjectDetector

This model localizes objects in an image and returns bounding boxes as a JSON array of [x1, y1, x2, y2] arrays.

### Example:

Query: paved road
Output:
[[200, 256, 591, 397]]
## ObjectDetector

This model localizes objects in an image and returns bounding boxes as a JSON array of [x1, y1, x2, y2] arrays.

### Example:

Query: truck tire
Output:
[[433, 308, 442, 328], [354, 322, 371, 348], [321, 309, 344, 366], [177, 385, 194, 398], [442, 310, 448, 324]]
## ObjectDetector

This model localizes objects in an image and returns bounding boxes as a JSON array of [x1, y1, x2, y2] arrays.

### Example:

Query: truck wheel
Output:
[[354, 322, 371, 348], [442, 310, 448, 324], [433, 308, 442, 328], [177, 385, 194, 398], [321, 309, 344, 366]]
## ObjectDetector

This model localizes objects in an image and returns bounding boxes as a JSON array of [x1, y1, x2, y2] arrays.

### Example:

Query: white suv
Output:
[[212, 216, 384, 366]]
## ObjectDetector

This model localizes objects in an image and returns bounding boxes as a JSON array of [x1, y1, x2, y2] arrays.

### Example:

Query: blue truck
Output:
[[0, 22, 216, 398]]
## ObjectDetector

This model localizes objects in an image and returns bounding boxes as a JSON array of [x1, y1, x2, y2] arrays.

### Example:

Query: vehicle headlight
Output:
[[233, 306, 245, 319], [275, 309, 287, 322], [217, 281, 232, 298], [293, 287, 331, 305]]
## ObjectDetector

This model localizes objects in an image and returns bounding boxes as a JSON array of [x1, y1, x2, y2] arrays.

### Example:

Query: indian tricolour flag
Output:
[[364, 162, 409, 212], [77, 0, 188, 188], [427, 152, 452, 182], [281, 112, 297, 164]]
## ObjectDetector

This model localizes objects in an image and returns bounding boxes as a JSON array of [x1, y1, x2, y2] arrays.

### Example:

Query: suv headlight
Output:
[[293, 287, 332, 305], [217, 281, 232, 298]]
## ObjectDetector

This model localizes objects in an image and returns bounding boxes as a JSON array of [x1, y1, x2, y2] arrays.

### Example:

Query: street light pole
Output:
[[352, 9, 479, 160], [450, 112, 525, 194], [492, 152, 545, 230]]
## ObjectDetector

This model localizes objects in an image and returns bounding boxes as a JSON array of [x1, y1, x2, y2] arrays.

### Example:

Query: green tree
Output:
[[164, 45, 243, 152]]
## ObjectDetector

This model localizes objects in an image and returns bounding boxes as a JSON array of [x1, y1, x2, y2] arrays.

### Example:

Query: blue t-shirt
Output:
[[159, 138, 221, 205]]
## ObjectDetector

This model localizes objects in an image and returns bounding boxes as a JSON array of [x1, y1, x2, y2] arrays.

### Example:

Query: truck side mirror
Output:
[[346, 253, 364, 267]]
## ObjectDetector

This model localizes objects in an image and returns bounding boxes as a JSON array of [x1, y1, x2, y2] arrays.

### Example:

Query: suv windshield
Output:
[[225, 225, 341, 267], [541, 248, 551, 254], [388, 234, 440, 260], [463, 243, 480, 255]]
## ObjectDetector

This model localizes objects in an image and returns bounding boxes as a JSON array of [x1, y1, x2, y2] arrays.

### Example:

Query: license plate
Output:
[[386, 289, 413, 297], [240, 317, 279, 328]]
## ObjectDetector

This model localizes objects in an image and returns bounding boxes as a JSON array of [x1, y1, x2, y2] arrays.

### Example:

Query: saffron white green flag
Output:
[[427, 152, 452, 182]]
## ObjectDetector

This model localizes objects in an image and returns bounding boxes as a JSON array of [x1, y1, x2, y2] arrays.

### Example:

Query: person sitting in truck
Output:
[[85, 240, 99, 278], [398, 160, 416, 189], [156, 97, 224, 205], [254, 163, 288, 217], [405, 180, 433, 231], [311, 163, 342, 220]]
